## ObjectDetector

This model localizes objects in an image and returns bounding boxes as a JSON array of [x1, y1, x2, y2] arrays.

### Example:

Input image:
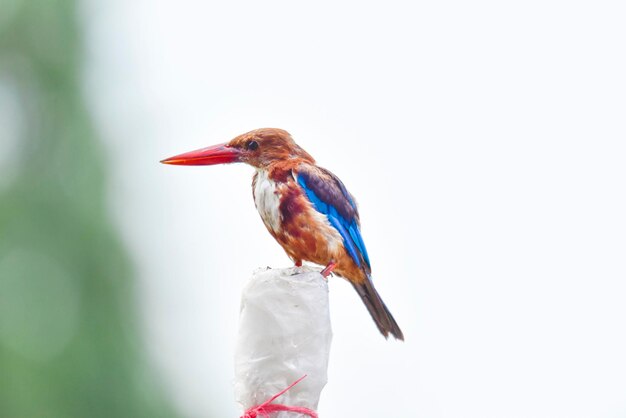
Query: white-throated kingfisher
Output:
[[161, 128, 403, 340]]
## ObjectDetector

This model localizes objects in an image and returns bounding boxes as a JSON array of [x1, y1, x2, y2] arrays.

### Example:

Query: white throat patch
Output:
[[254, 169, 281, 233]]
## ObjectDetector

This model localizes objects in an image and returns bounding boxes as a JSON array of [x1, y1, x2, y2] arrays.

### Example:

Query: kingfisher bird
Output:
[[161, 128, 403, 340]]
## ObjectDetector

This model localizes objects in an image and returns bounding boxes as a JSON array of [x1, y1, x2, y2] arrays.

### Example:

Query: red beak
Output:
[[160, 143, 241, 166]]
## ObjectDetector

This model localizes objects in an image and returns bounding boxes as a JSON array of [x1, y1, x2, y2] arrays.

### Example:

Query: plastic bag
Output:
[[235, 266, 332, 417]]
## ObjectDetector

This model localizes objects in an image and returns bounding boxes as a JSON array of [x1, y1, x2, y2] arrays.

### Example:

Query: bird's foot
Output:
[[291, 260, 304, 276], [321, 261, 337, 278]]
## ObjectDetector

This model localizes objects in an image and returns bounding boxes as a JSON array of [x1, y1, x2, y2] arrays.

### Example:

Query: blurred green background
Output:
[[0, 1, 179, 417]]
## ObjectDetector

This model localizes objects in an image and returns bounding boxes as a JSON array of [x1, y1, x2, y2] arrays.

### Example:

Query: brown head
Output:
[[160, 128, 314, 169]]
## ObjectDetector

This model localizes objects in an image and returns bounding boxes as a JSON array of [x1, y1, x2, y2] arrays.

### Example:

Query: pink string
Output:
[[241, 375, 318, 418]]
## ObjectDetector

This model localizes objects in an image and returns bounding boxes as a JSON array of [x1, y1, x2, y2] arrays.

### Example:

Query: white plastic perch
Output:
[[235, 266, 332, 417]]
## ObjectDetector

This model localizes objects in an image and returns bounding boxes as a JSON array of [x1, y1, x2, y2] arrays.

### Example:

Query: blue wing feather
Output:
[[348, 223, 370, 267], [297, 168, 371, 270]]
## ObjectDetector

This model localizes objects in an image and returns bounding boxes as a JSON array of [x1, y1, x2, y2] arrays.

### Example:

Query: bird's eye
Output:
[[247, 140, 259, 151]]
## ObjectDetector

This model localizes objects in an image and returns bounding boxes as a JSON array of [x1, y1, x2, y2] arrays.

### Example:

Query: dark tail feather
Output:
[[352, 277, 404, 340]]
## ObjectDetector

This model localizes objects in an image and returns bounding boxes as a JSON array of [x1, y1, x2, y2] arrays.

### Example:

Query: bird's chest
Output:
[[253, 170, 282, 233]]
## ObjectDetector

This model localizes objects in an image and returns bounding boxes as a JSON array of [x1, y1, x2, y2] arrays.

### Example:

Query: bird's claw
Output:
[[321, 261, 337, 278]]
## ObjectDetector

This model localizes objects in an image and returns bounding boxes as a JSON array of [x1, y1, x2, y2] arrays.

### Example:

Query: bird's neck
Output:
[[261, 158, 309, 183]]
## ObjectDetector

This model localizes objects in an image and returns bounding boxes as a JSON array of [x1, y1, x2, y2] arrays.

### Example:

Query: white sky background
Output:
[[83, 1, 626, 417]]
